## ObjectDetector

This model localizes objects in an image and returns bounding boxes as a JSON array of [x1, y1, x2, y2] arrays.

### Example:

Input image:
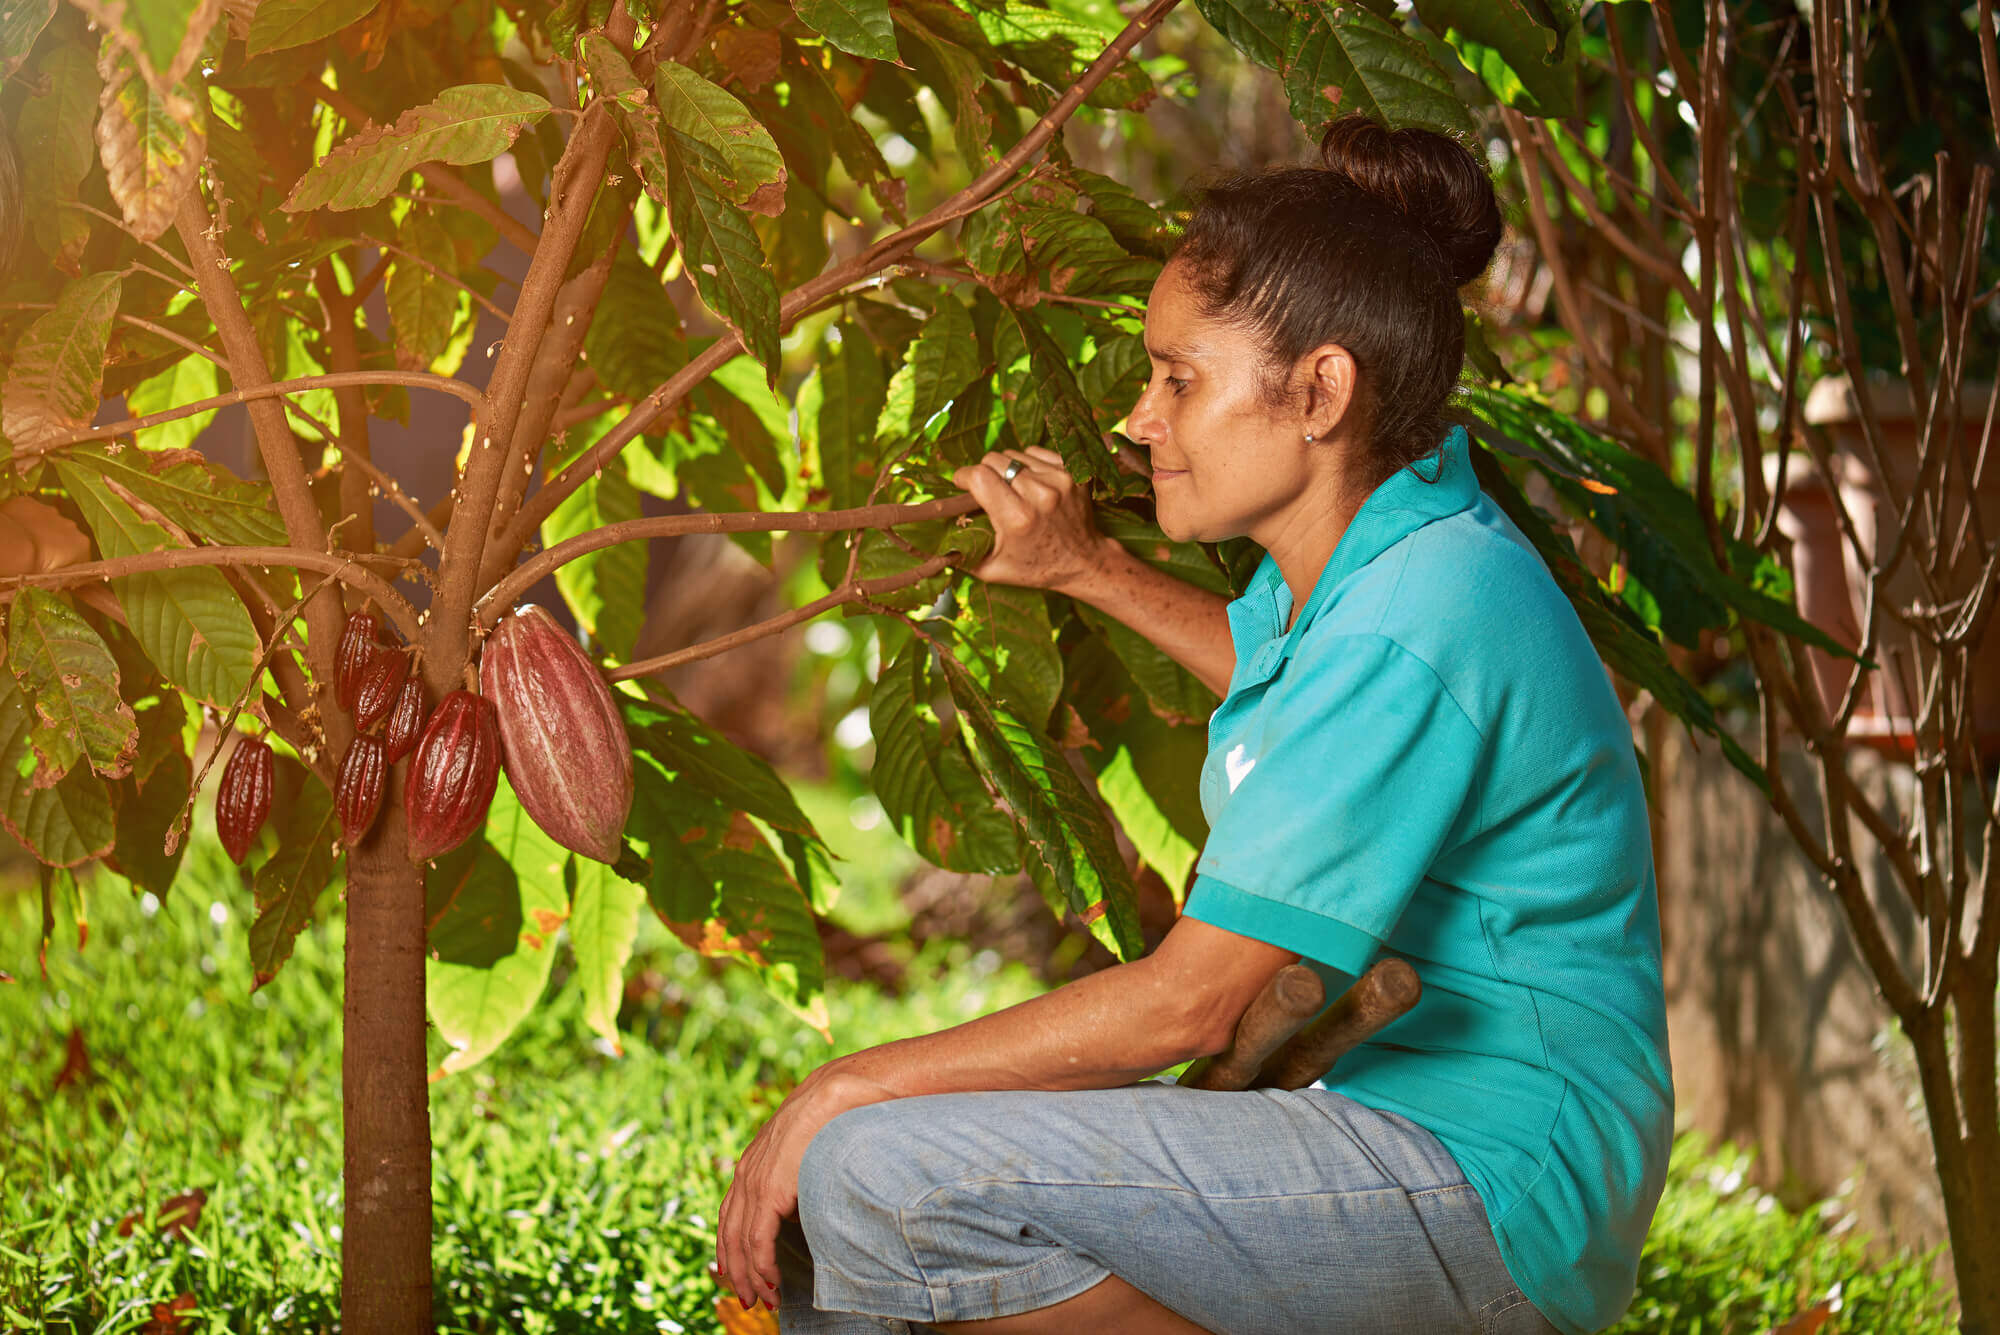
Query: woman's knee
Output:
[[798, 1101, 925, 1225]]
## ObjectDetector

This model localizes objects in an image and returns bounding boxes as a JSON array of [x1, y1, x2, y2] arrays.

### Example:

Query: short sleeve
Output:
[[1183, 634, 1485, 976]]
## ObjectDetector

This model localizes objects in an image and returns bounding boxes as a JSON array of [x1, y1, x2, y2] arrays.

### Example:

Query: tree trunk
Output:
[[342, 796, 433, 1332], [1909, 1010, 2000, 1335]]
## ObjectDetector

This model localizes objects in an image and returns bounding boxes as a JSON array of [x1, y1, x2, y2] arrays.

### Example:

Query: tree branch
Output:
[[1, 547, 424, 644], [480, 494, 982, 623], [610, 555, 955, 681], [501, 0, 1183, 555]]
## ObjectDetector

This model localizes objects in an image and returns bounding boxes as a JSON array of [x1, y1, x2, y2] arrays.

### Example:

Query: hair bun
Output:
[[1317, 116, 1501, 288]]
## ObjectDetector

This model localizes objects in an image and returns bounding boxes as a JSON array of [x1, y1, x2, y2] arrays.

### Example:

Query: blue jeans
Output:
[[776, 1079, 1558, 1334]]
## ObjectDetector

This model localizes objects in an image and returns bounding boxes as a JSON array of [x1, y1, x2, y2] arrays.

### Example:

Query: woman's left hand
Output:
[[716, 1063, 865, 1312]]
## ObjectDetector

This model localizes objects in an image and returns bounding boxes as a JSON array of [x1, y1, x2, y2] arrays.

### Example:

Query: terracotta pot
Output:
[[1768, 376, 2000, 758]]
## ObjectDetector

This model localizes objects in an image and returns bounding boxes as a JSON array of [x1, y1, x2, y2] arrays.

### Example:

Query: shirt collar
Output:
[[1228, 426, 1480, 663]]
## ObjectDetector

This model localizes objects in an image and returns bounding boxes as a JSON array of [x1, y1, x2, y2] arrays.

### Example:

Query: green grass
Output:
[[0, 844, 1961, 1334]]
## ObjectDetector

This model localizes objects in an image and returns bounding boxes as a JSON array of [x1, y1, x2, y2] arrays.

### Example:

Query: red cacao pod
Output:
[[215, 737, 273, 864], [335, 610, 382, 714], [403, 689, 501, 863], [382, 679, 427, 763], [351, 646, 410, 734], [479, 604, 633, 864], [337, 734, 388, 848]]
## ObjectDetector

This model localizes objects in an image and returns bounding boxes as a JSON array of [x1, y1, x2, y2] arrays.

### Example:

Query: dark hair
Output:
[[1170, 116, 1502, 486]]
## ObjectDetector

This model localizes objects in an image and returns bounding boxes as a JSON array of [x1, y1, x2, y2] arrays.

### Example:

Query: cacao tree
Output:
[[0, 0, 1839, 1326]]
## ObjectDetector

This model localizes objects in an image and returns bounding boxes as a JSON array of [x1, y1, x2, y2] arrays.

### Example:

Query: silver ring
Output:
[[1001, 458, 1026, 482]]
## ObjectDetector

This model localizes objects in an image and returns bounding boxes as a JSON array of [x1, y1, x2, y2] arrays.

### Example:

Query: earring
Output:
[[1304, 432, 1315, 443]]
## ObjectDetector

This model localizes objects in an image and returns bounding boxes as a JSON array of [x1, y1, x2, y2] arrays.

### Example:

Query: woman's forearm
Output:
[[1059, 538, 1236, 697], [823, 955, 1219, 1110]]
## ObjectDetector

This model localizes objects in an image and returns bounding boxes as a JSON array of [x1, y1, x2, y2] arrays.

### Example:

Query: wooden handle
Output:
[[1179, 964, 1326, 1092], [1251, 957, 1421, 1091]]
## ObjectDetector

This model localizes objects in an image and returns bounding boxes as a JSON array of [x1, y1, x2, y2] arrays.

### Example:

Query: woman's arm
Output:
[[953, 447, 1236, 697], [714, 917, 1299, 1310]]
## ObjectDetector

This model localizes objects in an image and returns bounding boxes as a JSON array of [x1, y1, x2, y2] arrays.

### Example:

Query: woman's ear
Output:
[[1300, 344, 1358, 441]]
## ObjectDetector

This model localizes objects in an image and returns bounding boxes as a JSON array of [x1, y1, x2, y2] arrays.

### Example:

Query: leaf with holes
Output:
[[569, 858, 644, 1052], [0, 665, 114, 866], [936, 647, 1142, 960], [792, 0, 896, 61], [1279, 3, 1474, 137], [5, 588, 136, 784], [246, 0, 382, 56], [653, 61, 786, 216], [867, 638, 1020, 875], [93, 44, 204, 243], [283, 84, 551, 213], [249, 775, 342, 988], [2, 272, 120, 449], [426, 775, 572, 1075], [51, 458, 261, 706], [663, 127, 781, 383]]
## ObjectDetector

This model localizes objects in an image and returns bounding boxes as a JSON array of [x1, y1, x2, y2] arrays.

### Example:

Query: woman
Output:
[[715, 117, 1672, 1335]]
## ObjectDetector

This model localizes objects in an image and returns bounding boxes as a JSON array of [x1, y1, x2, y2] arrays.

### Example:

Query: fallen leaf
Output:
[[715, 1294, 779, 1335], [140, 1293, 196, 1333], [51, 1027, 92, 1091], [1769, 1301, 1836, 1335], [116, 1187, 208, 1240]]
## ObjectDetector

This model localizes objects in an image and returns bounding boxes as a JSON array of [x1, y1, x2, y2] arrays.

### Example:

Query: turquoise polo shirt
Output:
[[1182, 426, 1672, 1335]]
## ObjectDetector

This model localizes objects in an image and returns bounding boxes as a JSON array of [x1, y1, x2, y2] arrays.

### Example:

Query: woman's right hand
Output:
[[951, 446, 1115, 594]]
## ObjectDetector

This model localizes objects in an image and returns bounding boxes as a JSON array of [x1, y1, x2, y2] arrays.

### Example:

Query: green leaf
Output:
[[663, 127, 782, 384], [652, 61, 787, 215], [1076, 604, 1219, 727], [5, 587, 136, 782], [936, 645, 1143, 959], [1280, 3, 1475, 137], [0, 663, 115, 865], [867, 638, 1021, 874], [16, 40, 100, 269], [893, 5, 991, 165], [702, 357, 790, 496], [541, 449, 646, 663], [283, 84, 551, 213], [55, 442, 289, 547], [952, 582, 1062, 730], [1192, 0, 1291, 69], [385, 208, 461, 369], [51, 457, 262, 706], [1097, 510, 1232, 596], [579, 34, 670, 204], [427, 775, 572, 1075], [106, 747, 188, 898], [1002, 307, 1132, 496], [93, 42, 205, 243], [246, 0, 384, 56], [1412, 0, 1577, 117], [249, 775, 342, 988], [817, 321, 890, 510], [126, 354, 220, 453], [569, 858, 645, 1052], [1017, 204, 1159, 297], [624, 695, 828, 854], [584, 253, 685, 400], [1077, 332, 1150, 425], [792, 0, 897, 61], [1073, 168, 1170, 261], [879, 295, 982, 442], [2, 272, 121, 449], [1458, 387, 1858, 660], [629, 753, 828, 1037], [0, 0, 57, 80]]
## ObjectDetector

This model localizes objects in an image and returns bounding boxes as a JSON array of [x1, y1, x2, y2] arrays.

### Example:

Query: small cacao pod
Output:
[[351, 646, 411, 734], [480, 603, 633, 864], [382, 679, 427, 763], [403, 689, 501, 863], [337, 735, 388, 848], [335, 610, 382, 714], [215, 737, 273, 864]]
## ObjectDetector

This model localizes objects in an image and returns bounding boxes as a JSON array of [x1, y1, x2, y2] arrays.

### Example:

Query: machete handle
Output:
[[1251, 956, 1421, 1092], [1179, 964, 1326, 1092]]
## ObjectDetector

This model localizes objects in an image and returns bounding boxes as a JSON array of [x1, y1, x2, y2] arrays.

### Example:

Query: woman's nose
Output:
[[1125, 383, 1165, 447]]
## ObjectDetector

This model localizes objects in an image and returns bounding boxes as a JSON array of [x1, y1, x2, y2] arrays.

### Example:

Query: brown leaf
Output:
[[51, 1026, 92, 1091], [714, 1294, 779, 1335], [140, 1292, 196, 1333], [712, 26, 780, 90], [116, 1187, 207, 1241]]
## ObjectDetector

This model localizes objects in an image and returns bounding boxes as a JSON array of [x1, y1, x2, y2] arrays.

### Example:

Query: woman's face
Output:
[[1125, 261, 1327, 547]]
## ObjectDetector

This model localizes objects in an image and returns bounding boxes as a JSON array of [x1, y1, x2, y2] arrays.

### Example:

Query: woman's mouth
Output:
[[1152, 468, 1188, 482]]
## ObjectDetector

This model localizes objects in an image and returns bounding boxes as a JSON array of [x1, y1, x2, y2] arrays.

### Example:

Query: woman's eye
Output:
[[1164, 375, 1189, 395]]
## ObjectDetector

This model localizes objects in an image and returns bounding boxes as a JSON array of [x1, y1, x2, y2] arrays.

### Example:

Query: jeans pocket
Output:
[[1478, 1285, 1551, 1335]]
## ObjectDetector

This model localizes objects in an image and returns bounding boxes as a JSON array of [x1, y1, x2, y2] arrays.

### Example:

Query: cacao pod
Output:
[[351, 646, 410, 734], [382, 679, 427, 763], [337, 735, 388, 847], [403, 689, 501, 862], [215, 736, 273, 864], [335, 610, 382, 714], [479, 604, 633, 864]]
